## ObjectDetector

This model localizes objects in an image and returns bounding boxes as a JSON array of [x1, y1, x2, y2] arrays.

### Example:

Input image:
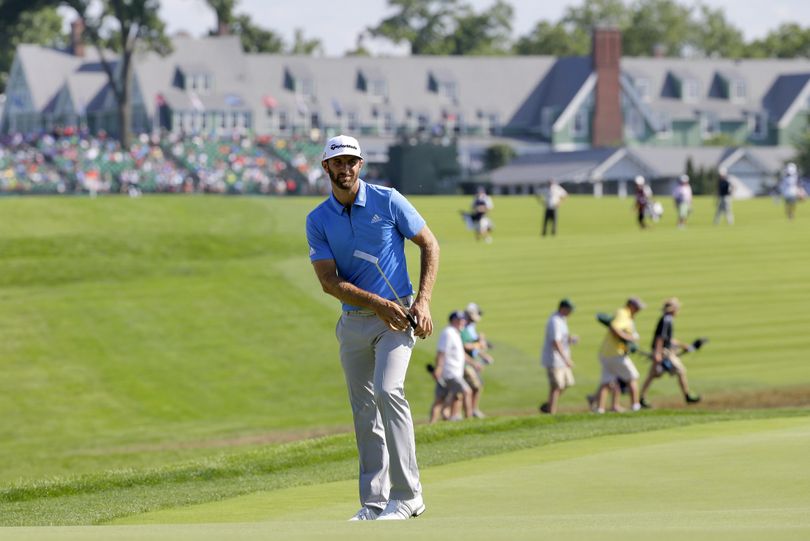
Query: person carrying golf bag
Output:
[[639, 297, 701, 408], [306, 135, 439, 521]]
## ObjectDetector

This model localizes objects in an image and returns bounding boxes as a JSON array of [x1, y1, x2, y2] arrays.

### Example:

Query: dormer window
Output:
[[730, 79, 746, 101], [428, 70, 458, 99], [284, 65, 315, 97], [683, 78, 699, 102], [357, 68, 388, 99], [175, 66, 214, 94], [666, 70, 700, 102]]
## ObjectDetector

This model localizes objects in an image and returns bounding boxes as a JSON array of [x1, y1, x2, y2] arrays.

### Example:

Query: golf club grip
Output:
[[406, 313, 417, 329]]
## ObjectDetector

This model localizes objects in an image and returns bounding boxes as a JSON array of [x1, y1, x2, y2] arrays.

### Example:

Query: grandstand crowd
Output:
[[0, 129, 329, 196]]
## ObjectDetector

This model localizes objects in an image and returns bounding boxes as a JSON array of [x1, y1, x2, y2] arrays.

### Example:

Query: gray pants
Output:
[[337, 309, 421, 509]]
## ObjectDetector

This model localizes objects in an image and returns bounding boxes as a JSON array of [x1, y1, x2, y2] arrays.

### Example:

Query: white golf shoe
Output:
[[376, 495, 426, 520], [348, 506, 382, 521]]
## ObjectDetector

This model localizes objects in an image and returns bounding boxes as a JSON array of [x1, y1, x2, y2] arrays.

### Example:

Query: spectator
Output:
[[539, 298, 578, 414], [634, 176, 653, 229], [539, 179, 568, 237], [780, 162, 805, 220], [469, 187, 494, 243], [713, 167, 734, 225], [430, 311, 473, 423], [458, 302, 492, 419], [672, 174, 693, 229]]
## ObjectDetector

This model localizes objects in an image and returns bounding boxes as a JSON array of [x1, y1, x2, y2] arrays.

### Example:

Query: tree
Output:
[[513, 21, 589, 56], [744, 23, 810, 58], [229, 13, 284, 53], [622, 0, 693, 57], [483, 143, 516, 171], [440, 0, 513, 55], [206, 0, 238, 35], [289, 28, 323, 55], [560, 0, 630, 30], [691, 4, 746, 58], [63, 0, 171, 148], [0, 6, 64, 93], [368, 0, 461, 55]]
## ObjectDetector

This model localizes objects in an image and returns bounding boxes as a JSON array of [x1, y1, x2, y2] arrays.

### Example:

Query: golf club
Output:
[[353, 249, 417, 329]]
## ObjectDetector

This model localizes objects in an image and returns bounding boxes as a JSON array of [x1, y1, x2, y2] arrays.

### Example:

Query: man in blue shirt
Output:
[[306, 135, 439, 521]]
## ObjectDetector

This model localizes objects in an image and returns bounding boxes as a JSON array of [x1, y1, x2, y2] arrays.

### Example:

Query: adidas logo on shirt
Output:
[[309, 246, 315, 256], [371, 214, 382, 224]]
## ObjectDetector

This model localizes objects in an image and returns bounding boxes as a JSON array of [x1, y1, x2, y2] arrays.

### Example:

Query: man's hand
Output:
[[375, 299, 413, 332], [409, 297, 433, 339]]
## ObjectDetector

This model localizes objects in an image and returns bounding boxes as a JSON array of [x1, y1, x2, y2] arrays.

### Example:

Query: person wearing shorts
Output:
[[539, 298, 577, 414], [595, 297, 645, 413], [640, 298, 701, 408], [429, 311, 472, 423], [307, 134, 439, 521]]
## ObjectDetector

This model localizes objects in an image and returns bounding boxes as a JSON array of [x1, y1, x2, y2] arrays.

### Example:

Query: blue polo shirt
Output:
[[306, 179, 426, 311]]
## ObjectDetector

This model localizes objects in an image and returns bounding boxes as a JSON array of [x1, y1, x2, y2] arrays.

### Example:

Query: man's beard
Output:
[[328, 168, 357, 191]]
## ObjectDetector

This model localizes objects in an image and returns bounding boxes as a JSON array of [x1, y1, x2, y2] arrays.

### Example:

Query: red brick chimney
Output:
[[71, 19, 85, 58], [591, 26, 622, 147]]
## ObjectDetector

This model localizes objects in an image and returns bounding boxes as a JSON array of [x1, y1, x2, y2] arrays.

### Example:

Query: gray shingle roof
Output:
[[491, 147, 619, 184]]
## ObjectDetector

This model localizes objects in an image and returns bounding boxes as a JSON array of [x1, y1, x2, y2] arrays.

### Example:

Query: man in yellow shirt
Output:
[[595, 297, 645, 413]]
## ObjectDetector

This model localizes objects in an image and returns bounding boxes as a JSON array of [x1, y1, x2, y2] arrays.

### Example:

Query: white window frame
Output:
[[731, 79, 746, 102], [571, 108, 588, 137], [683, 79, 699, 102]]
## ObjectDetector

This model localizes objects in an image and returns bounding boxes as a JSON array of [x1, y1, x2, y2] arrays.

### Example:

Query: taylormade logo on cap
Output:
[[322, 135, 363, 161]]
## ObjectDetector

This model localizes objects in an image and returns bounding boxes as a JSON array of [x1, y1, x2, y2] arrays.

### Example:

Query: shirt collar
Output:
[[328, 179, 367, 214]]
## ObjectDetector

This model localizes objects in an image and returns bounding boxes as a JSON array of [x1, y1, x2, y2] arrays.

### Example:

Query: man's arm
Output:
[[311, 259, 411, 332], [408, 225, 440, 339], [434, 351, 446, 384], [552, 339, 573, 367], [609, 323, 637, 344], [652, 336, 665, 363]]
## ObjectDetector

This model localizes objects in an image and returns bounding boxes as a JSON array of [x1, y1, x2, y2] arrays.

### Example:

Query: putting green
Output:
[[7, 416, 810, 541]]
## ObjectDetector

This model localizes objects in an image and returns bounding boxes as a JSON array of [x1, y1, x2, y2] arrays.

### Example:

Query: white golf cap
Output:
[[634, 175, 645, 185], [786, 162, 797, 175], [322, 135, 362, 161]]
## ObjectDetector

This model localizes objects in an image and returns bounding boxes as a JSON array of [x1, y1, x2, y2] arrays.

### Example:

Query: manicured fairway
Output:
[[1, 195, 808, 533], [5, 415, 804, 541]]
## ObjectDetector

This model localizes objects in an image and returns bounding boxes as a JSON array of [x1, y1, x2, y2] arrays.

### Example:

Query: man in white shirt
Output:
[[429, 311, 473, 423], [539, 299, 577, 414], [540, 179, 568, 236]]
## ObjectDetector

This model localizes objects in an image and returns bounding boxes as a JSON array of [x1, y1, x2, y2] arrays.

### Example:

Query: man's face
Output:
[[323, 155, 363, 191]]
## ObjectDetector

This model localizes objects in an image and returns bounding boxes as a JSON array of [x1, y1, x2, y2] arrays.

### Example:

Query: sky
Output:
[[155, 0, 810, 56]]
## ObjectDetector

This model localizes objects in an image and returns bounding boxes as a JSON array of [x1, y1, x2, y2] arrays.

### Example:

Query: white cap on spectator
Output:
[[322, 135, 362, 161]]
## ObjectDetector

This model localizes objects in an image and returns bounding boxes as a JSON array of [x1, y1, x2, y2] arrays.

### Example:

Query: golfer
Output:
[[306, 135, 439, 521], [639, 298, 701, 408]]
